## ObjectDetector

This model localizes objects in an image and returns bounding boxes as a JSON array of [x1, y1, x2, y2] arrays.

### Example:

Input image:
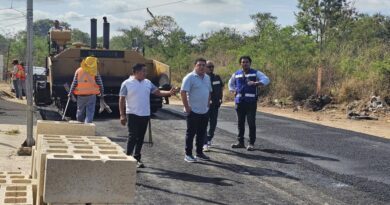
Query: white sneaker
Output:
[[203, 144, 210, 152]]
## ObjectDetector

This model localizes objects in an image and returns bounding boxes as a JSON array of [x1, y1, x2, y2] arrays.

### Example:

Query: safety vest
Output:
[[73, 67, 100, 95], [15, 64, 26, 80], [234, 68, 258, 103]]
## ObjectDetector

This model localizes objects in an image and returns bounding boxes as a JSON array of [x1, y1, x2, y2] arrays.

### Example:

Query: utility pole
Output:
[[25, 0, 35, 147]]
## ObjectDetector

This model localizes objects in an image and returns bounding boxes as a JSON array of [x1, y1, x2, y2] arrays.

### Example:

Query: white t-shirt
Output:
[[119, 76, 157, 116]]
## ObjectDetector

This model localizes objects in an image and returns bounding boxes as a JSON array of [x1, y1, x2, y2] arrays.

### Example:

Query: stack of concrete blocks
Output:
[[33, 120, 137, 205], [0, 171, 36, 205]]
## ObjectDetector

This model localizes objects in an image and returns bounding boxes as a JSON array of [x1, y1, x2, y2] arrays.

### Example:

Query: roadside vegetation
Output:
[[0, 0, 389, 108]]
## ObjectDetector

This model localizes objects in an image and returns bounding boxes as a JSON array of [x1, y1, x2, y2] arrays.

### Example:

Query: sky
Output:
[[0, 0, 390, 38]]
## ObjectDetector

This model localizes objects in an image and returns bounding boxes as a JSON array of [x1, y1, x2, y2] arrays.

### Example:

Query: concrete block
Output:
[[44, 154, 136, 204], [35, 143, 126, 205], [36, 135, 116, 152], [31, 147, 36, 179], [0, 172, 32, 185], [0, 184, 34, 205], [36, 120, 96, 138]]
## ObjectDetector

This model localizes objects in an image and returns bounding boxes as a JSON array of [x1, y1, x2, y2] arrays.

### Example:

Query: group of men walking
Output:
[[67, 55, 269, 168]]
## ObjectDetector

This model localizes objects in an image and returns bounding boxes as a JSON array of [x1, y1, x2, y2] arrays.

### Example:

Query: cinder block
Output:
[[44, 154, 136, 204], [0, 172, 32, 185], [31, 147, 36, 179], [35, 143, 126, 205], [36, 120, 96, 138], [0, 184, 34, 205], [36, 135, 116, 152]]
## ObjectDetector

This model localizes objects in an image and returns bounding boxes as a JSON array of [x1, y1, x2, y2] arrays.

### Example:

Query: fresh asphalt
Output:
[[3, 97, 388, 205]]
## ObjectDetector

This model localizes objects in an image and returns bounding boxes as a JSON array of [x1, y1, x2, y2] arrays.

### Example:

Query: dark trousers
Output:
[[185, 111, 209, 156], [126, 114, 150, 161], [235, 102, 257, 145], [206, 104, 220, 142]]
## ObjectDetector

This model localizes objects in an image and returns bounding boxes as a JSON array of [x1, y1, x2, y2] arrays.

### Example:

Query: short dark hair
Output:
[[239, 56, 252, 64], [12, 59, 19, 65], [194, 58, 206, 65], [132, 63, 145, 73]]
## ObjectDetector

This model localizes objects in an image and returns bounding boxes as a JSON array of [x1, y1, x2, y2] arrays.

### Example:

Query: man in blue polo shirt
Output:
[[181, 58, 212, 162]]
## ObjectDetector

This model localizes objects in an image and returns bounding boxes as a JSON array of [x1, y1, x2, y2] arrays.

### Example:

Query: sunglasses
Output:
[[207, 65, 214, 68]]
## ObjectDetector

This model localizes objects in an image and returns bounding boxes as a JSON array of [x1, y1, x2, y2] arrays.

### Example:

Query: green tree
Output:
[[71, 28, 90, 45]]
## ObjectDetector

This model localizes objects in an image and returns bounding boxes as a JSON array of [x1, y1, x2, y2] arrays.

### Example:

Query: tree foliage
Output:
[[2, 2, 389, 103]]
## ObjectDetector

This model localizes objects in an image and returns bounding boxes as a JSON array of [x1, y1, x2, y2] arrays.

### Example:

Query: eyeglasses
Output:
[[207, 65, 214, 68]]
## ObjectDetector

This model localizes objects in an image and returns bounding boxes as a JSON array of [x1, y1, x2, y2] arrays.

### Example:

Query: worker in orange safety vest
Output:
[[11, 59, 25, 99], [69, 56, 104, 123]]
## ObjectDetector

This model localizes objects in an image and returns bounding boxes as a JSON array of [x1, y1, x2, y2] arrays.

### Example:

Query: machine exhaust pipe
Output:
[[103, 16, 110, 49], [90, 18, 97, 49]]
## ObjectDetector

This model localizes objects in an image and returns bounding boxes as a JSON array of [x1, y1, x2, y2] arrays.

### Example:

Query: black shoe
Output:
[[196, 153, 210, 161], [137, 161, 145, 168], [231, 143, 245, 148]]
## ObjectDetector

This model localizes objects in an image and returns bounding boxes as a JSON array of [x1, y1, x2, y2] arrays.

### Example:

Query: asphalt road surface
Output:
[[33, 103, 390, 205]]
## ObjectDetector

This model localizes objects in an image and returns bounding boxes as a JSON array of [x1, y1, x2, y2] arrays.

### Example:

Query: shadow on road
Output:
[[212, 147, 294, 164], [139, 167, 239, 186], [136, 183, 229, 205], [199, 160, 300, 181], [260, 149, 339, 161]]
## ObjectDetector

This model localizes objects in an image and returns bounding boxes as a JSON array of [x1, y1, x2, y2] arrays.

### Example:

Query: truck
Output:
[[34, 17, 171, 116]]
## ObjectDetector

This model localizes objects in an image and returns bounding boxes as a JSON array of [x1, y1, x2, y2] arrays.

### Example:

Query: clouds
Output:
[[1, 0, 390, 37], [354, 0, 390, 10], [199, 20, 254, 34], [61, 11, 84, 22], [349, 0, 390, 16]]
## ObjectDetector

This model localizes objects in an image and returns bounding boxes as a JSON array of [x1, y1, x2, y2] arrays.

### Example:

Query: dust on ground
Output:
[[169, 96, 390, 139], [0, 81, 27, 105]]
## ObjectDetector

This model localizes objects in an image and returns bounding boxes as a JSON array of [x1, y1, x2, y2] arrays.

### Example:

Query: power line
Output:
[[0, 20, 25, 28], [0, 15, 25, 21], [84, 0, 190, 18]]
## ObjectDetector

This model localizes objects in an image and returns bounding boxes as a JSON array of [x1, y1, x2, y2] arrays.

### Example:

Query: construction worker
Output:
[[69, 56, 104, 123], [11, 59, 25, 100], [203, 60, 224, 152], [228, 56, 270, 151], [49, 20, 64, 53], [119, 63, 177, 168]]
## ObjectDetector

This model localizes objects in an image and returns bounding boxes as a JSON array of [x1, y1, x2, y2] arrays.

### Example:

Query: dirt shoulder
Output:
[[0, 81, 27, 105], [169, 97, 390, 139]]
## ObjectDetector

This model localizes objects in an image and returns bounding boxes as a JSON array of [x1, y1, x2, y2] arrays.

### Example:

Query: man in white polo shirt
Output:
[[119, 63, 177, 168]]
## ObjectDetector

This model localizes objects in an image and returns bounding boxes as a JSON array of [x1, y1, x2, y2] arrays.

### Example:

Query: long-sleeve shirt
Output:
[[69, 72, 104, 96], [228, 69, 270, 91]]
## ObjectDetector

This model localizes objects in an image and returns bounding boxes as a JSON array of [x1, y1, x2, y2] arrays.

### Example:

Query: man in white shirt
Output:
[[119, 63, 176, 168]]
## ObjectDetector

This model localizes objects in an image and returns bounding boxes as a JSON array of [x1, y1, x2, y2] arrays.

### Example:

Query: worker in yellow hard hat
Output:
[[69, 56, 104, 123]]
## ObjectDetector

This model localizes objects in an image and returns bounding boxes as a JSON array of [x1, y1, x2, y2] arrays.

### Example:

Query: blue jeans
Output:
[[76, 95, 96, 123], [12, 79, 22, 99]]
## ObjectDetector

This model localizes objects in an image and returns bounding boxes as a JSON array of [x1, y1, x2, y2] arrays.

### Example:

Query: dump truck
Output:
[[34, 17, 171, 116]]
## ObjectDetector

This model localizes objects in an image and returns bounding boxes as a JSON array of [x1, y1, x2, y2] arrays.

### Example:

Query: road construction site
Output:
[[1, 93, 389, 205]]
